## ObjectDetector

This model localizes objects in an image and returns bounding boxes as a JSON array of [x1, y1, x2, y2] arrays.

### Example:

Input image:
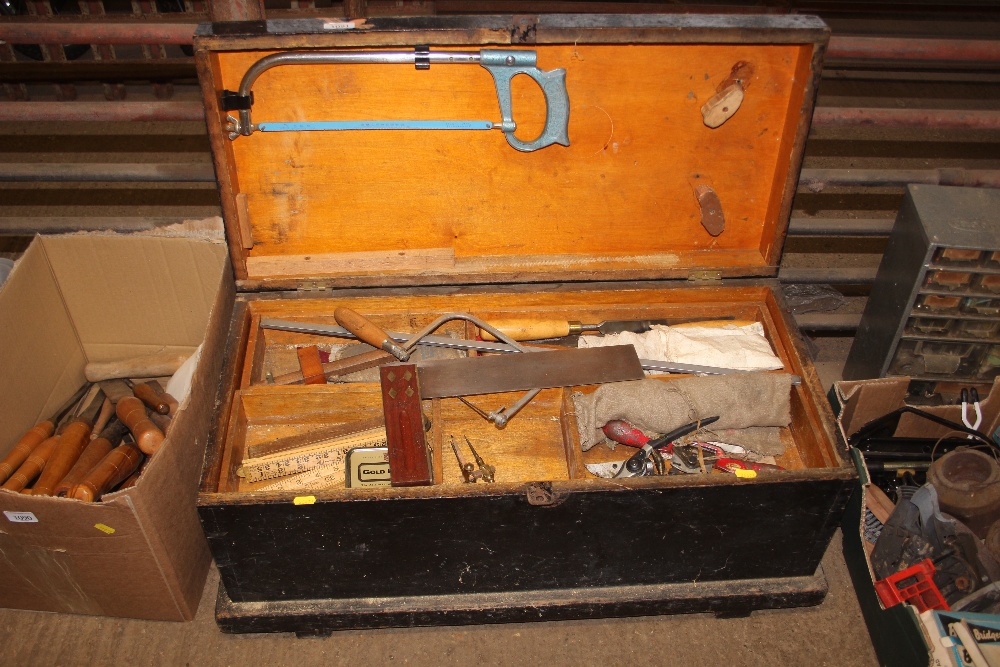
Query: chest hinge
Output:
[[297, 281, 331, 293], [687, 270, 723, 283]]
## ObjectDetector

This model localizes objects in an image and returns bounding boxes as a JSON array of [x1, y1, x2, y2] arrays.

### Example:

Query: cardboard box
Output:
[[0, 233, 233, 621], [833, 377, 1000, 667]]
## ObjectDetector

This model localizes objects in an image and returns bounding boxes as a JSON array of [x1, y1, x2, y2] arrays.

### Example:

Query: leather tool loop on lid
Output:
[[414, 44, 430, 70], [695, 184, 725, 237], [221, 90, 253, 111]]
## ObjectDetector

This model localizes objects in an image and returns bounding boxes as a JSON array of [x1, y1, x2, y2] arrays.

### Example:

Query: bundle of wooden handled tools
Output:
[[234, 307, 793, 491], [0, 354, 184, 501]]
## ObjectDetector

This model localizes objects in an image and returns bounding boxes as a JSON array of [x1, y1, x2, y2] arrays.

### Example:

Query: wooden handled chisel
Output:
[[0, 383, 89, 485], [334, 307, 409, 361], [70, 439, 144, 502], [54, 421, 128, 497], [479, 316, 738, 341], [99, 380, 166, 455], [31, 389, 107, 496]]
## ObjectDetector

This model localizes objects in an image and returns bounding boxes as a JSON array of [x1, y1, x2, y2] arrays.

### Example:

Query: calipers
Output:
[[221, 46, 570, 152]]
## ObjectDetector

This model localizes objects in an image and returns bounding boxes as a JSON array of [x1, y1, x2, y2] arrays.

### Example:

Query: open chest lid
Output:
[[195, 14, 827, 291]]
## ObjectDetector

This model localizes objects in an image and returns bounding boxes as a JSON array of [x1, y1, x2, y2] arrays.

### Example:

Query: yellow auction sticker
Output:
[[734, 469, 757, 479], [293, 495, 317, 505], [94, 523, 116, 534]]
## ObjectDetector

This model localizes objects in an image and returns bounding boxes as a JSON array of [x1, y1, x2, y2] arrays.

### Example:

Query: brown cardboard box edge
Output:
[[0, 233, 233, 621]]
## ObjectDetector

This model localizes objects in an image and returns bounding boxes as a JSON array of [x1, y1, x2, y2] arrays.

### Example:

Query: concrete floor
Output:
[[0, 529, 878, 666]]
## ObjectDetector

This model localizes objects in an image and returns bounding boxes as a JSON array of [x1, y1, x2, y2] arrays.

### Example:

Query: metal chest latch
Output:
[[524, 482, 567, 507]]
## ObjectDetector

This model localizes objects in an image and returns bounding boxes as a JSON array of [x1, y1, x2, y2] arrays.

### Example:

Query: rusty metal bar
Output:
[[209, 0, 265, 22], [812, 108, 1000, 131], [0, 25, 995, 70], [0, 101, 205, 122], [778, 267, 878, 285], [799, 168, 1000, 190], [826, 35, 1000, 63], [788, 218, 894, 236], [793, 313, 862, 331], [0, 163, 216, 182], [2, 60, 196, 82], [5, 96, 995, 130], [0, 21, 198, 45]]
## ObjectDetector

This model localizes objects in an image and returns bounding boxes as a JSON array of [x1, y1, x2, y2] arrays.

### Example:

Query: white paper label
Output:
[[4, 511, 38, 523], [322, 20, 357, 30]]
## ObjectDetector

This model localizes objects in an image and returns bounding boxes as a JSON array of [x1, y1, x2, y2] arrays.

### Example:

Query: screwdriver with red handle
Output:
[[603, 416, 720, 451]]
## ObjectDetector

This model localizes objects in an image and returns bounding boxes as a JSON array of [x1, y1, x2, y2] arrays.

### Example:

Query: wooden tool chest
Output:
[[194, 13, 857, 634]]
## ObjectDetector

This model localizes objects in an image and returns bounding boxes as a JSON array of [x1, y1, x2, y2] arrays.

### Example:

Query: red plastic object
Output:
[[873, 559, 950, 612], [602, 420, 650, 447]]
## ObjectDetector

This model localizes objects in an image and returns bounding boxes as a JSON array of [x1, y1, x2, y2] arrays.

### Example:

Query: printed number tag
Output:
[[4, 511, 38, 523]]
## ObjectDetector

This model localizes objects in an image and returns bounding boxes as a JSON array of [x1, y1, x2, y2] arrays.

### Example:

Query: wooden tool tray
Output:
[[214, 286, 837, 496], [194, 14, 856, 632]]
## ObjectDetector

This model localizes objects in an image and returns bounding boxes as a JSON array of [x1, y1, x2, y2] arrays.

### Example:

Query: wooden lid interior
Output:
[[208, 35, 816, 286]]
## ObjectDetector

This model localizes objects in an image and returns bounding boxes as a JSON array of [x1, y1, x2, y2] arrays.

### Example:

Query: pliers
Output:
[[962, 388, 982, 439], [586, 416, 720, 478]]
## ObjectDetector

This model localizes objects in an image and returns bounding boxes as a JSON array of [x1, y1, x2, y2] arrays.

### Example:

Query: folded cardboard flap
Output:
[[837, 378, 911, 440], [40, 235, 224, 364], [0, 239, 86, 451], [838, 376, 1000, 441]]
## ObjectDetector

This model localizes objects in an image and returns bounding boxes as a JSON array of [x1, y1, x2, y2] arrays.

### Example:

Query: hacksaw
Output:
[[221, 47, 570, 153]]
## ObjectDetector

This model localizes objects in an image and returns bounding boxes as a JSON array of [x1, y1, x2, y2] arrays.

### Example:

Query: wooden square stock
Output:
[[379, 364, 432, 487]]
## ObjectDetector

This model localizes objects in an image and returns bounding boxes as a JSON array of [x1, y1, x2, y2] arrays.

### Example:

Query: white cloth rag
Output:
[[577, 322, 783, 371]]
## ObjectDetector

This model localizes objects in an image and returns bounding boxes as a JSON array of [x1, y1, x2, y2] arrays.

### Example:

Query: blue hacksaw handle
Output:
[[478, 49, 570, 152]]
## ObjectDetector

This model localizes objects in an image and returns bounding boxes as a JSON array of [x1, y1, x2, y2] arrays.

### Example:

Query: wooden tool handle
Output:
[[115, 467, 143, 492], [90, 398, 114, 439], [480, 319, 573, 341], [31, 419, 93, 496], [334, 307, 409, 360], [1, 435, 59, 492], [85, 351, 189, 383], [133, 382, 170, 415], [70, 442, 144, 502], [143, 380, 178, 414], [0, 420, 55, 485], [116, 397, 165, 455], [161, 392, 179, 416], [53, 436, 115, 497], [148, 410, 172, 436], [296, 346, 328, 385]]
